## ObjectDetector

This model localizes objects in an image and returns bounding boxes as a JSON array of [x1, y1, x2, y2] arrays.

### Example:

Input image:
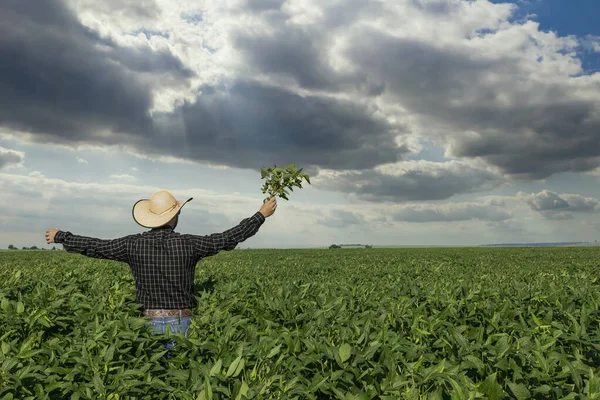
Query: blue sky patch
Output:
[[491, 0, 600, 73]]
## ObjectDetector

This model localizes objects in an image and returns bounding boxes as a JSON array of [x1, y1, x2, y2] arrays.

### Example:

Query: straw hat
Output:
[[132, 190, 193, 228]]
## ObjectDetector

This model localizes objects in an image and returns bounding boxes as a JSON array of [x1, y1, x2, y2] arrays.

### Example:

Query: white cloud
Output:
[[314, 160, 504, 202], [390, 202, 511, 223], [109, 174, 138, 184], [28, 171, 45, 179], [76, 156, 88, 164], [0, 147, 24, 169], [518, 190, 600, 220]]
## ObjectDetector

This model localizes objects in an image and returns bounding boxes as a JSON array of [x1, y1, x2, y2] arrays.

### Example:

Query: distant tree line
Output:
[[329, 244, 373, 249], [8, 245, 57, 250]]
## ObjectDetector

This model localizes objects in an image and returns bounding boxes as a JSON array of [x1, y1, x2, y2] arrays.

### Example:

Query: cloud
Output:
[[313, 160, 503, 202], [224, 0, 600, 180], [580, 35, 600, 53], [319, 209, 366, 228], [28, 171, 46, 179], [0, 147, 24, 169], [521, 190, 570, 212], [1, 0, 600, 192], [0, 0, 191, 143], [345, 19, 600, 179], [67, 0, 162, 29], [109, 174, 138, 184], [0, 172, 245, 239], [390, 202, 511, 223], [76, 157, 88, 164], [519, 190, 600, 219], [147, 81, 406, 172]]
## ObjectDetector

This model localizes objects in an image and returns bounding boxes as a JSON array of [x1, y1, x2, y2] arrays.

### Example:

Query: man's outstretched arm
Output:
[[46, 228, 130, 263], [189, 196, 277, 258]]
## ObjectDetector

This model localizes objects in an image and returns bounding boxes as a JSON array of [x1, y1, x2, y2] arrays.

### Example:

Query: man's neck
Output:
[[152, 225, 174, 231]]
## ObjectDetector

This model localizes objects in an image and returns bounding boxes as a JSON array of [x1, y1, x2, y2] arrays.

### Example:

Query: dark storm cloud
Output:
[[6, 0, 598, 201], [314, 161, 502, 202], [242, 0, 285, 13], [232, 0, 385, 95], [391, 203, 511, 223], [89, 0, 162, 20], [234, 28, 350, 91], [346, 29, 600, 179], [0, 0, 190, 141], [148, 80, 405, 171], [0, 0, 406, 176], [107, 45, 193, 75]]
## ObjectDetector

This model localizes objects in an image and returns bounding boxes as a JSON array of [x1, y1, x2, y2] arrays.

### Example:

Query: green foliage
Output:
[[260, 164, 311, 202], [2, 247, 600, 398]]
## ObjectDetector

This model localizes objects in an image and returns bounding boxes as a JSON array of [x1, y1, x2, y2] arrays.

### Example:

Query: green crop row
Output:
[[1, 247, 600, 399]]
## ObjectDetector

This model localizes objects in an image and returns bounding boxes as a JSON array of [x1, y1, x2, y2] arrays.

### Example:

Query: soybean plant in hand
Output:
[[260, 164, 311, 202]]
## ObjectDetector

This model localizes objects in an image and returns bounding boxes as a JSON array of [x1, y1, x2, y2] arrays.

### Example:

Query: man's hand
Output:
[[259, 196, 277, 218], [45, 228, 60, 244]]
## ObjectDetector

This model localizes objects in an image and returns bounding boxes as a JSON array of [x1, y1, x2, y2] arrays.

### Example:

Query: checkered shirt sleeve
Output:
[[187, 211, 266, 258], [54, 231, 130, 263]]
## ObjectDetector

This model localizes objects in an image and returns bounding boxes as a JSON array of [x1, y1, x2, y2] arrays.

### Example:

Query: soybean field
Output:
[[1, 247, 600, 399]]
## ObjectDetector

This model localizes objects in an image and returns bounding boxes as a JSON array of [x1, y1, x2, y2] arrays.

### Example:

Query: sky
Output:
[[1, 0, 600, 249]]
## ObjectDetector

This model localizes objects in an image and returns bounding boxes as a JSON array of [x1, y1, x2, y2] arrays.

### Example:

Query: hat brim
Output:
[[132, 197, 193, 228]]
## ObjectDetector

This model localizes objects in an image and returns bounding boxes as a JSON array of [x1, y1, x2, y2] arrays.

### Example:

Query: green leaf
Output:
[[235, 381, 249, 400], [494, 335, 510, 357], [16, 301, 24, 313], [92, 374, 105, 394], [201, 376, 213, 400], [226, 356, 245, 378], [339, 343, 352, 363], [104, 345, 115, 363], [150, 350, 168, 362], [267, 344, 282, 358], [210, 359, 222, 376], [464, 355, 484, 371], [507, 382, 531, 400], [171, 370, 189, 382], [1, 297, 8, 311], [478, 373, 504, 400]]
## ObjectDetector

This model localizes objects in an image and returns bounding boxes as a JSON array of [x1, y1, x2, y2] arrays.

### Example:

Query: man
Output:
[[45, 189, 277, 356]]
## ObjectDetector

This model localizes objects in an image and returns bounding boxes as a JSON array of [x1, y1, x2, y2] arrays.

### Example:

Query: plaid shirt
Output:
[[54, 212, 266, 310]]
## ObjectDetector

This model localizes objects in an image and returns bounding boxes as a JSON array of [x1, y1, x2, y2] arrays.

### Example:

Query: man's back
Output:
[[128, 227, 199, 310]]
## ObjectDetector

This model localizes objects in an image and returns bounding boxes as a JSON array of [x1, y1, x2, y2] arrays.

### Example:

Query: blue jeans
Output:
[[147, 315, 192, 359]]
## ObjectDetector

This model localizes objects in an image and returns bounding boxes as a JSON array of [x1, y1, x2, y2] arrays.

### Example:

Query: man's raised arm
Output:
[[46, 228, 130, 263], [189, 196, 277, 258]]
